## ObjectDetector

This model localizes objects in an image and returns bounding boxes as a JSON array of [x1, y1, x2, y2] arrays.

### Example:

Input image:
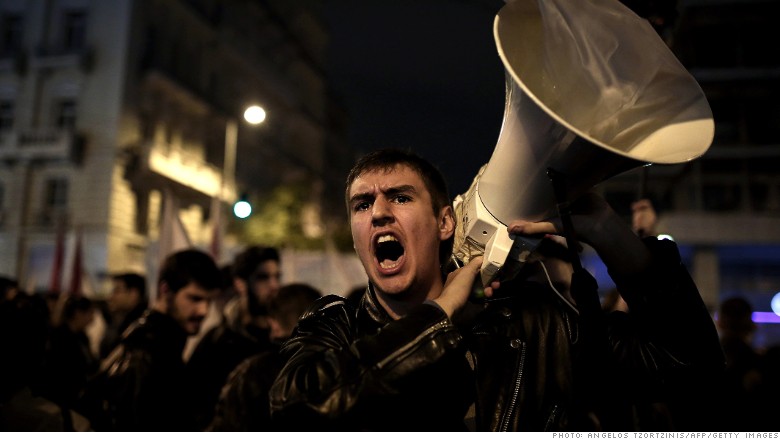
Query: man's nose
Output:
[[371, 197, 394, 225], [196, 300, 210, 317], [269, 276, 281, 292]]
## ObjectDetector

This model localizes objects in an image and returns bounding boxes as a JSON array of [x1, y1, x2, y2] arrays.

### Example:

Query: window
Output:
[[56, 99, 77, 129], [703, 183, 741, 212], [0, 182, 4, 226], [63, 10, 87, 50], [0, 14, 23, 55], [0, 100, 13, 131], [45, 178, 68, 209]]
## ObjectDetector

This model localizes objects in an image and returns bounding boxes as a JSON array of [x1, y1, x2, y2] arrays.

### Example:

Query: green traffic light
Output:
[[233, 200, 252, 218]]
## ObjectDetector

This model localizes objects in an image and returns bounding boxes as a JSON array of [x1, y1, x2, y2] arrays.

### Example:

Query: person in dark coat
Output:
[[268, 148, 724, 431], [39, 296, 99, 410], [186, 245, 282, 430], [99, 272, 148, 358], [82, 249, 221, 432], [208, 283, 321, 431]]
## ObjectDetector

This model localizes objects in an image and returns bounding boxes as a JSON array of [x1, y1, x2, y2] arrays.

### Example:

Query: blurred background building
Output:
[[0, 0, 357, 297], [597, 0, 780, 347]]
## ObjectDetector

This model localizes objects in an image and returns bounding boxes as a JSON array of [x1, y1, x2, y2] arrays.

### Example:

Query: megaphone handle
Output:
[[547, 168, 583, 272]]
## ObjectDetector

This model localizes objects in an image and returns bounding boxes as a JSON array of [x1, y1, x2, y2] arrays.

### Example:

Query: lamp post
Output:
[[222, 105, 266, 203], [210, 105, 265, 262], [223, 119, 238, 201]]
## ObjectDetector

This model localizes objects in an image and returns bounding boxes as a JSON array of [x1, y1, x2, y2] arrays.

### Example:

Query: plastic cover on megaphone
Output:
[[453, 0, 714, 287]]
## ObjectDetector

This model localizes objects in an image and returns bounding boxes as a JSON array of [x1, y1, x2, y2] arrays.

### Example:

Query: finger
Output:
[[462, 256, 483, 277], [508, 220, 557, 236], [445, 256, 482, 285], [482, 280, 500, 298]]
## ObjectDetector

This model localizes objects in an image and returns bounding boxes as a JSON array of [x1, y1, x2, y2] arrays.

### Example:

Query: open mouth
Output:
[[375, 234, 405, 269]]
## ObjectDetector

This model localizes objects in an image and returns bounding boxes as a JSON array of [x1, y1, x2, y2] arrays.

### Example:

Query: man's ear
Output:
[[155, 282, 171, 312], [439, 206, 455, 240], [233, 278, 248, 297]]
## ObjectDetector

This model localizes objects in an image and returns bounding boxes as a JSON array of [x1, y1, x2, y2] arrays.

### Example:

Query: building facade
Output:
[[0, 0, 350, 295]]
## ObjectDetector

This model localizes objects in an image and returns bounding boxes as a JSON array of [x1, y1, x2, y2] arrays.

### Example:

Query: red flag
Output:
[[49, 222, 65, 294], [68, 228, 83, 297], [209, 195, 222, 263]]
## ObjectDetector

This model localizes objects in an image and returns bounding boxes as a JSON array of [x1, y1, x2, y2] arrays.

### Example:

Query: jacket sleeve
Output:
[[94, 346, 154, 431], [607, 237, 725, 381], [268, 294, 463, 429]]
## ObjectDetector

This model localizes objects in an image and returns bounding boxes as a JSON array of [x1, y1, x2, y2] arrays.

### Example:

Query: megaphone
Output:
[[453, 0, 714, 288]]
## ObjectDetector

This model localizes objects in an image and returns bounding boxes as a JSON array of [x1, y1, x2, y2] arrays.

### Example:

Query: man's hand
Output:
[[434, 256, 498, 317], [631, 198, 657, 238], [505, 192, 615, 247], [506, 192, 652, 278]]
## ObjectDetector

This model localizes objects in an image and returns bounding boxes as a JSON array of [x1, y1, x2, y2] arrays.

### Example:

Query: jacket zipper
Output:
[[544, 404, 560, 431], [500, 341, 527, 431], [376, 319, 453, 369]]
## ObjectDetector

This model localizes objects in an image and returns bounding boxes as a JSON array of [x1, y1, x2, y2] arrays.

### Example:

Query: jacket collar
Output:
[[356, 284, 394, 334], [122, 309, 188, 354]]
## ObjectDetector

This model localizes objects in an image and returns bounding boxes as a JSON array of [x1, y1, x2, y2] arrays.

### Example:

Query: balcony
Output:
[[0, 48, 26, 75], [30, 44, 93, 72], [0, 128, 84, 163], [143, 142, 234, 201], [33, 208, 70, 229]]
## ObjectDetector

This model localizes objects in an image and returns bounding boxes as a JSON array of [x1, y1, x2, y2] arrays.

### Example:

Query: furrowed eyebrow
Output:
[[348, 184, 417, 205], [384, 185, 417, 197], [349, 192, 373, 206]]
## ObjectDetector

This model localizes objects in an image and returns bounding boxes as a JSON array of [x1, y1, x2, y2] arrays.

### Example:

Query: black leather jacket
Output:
[[82, 310, 191, 431], [269, 238, 724, 431]]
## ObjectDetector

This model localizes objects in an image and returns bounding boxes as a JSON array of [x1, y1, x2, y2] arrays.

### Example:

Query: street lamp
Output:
[[243, 105, 267, 125], [222, 104, 266, 204]]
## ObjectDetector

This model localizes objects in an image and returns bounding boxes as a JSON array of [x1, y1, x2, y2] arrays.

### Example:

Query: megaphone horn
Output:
[[453, 0, 714, 288]]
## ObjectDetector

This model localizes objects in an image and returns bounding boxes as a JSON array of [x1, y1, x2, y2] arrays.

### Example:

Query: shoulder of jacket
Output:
[[299, 294, 349, 320]]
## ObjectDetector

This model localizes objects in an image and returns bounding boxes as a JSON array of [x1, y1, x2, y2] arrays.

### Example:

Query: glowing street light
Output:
[[243, 105, 266, 125]]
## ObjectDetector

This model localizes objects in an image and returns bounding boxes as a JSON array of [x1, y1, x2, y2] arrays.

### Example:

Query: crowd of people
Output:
[[0, 148, 778, 432], [0, 245, 322, 432]]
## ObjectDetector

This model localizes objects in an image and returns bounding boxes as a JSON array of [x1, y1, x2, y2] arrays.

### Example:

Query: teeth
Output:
[[376, 234, 402, 270], [379, 260, 399, 269], [377, 235, 398, 243]]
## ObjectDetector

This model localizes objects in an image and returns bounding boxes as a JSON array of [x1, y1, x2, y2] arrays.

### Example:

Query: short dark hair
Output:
[[112, 272, 147, 300], [232, 246, 280, 282], [159, 249, 221, 294], [270, 283, 321, 317], [0, 276, 18, 293], [345, 148, 454, 265], [0, 276, 19, 303], [62, 296, 94, 322], [268, 283, 322, 337]]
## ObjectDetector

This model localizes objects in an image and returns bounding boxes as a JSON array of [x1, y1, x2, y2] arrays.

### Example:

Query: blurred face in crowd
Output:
[[163, 282, 215, 335], [71, 306, 96, 332], [250, 260, 281, 308], [108, 279, 139, 313], [268, 314, 294, 343], [3, 285, 18, 302], [348, 164, 453, 301]]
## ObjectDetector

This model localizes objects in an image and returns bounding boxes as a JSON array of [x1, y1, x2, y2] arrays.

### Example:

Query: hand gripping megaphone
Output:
[[452, 0, 714, 289]]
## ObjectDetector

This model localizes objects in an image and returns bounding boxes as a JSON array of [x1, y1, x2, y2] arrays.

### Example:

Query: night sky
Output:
[[321, 0, 507, 196]]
